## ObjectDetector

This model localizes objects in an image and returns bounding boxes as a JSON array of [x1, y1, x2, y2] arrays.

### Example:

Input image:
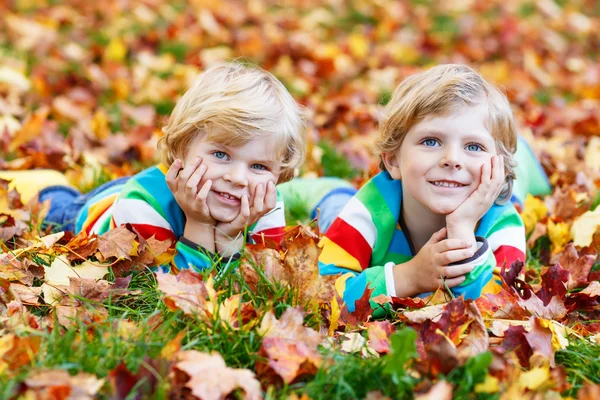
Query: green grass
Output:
[[556, 338, 600, 397]]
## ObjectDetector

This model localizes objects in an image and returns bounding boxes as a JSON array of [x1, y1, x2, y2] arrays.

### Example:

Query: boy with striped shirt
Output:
[[318, 64, 541, 316], [41, 63, 306, 272]]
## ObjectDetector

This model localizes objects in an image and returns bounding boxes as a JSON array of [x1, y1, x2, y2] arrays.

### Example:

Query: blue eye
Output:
[[213, 151, 229, 160], [423, 138, 439, 147], [251, 164, 268, 171], [466, 143, 483, 152]]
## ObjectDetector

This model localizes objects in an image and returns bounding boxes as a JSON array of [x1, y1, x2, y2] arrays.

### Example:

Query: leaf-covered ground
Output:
[[1, 0, 600, 399]]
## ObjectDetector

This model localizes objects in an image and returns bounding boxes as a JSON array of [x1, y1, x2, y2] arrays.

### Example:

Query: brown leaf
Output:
[[109, 360, 163, 399], [156, 269, 208, 316], [414, 380, 453, 400], [339, 285, 374, 326], [557, 243, 595, 289], [578, 382, 600, 400], [172, 350, 262, 400], [97, 225, 137, 261], [500, 325, 533, 368], [518, 294, 568, 320], [524, 317, 556, 367], [536, 264, 569, 306], [65, 231, 99, 262]]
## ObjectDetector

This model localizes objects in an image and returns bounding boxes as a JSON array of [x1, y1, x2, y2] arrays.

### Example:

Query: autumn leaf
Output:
[[96, 225, 138, 261], [172, 350, 262, 400], [155, 269, 207, 316], [366, 321, 395, 354], [0, 334, 40, 375], [556, 243, 595, 289], [22, 369, 104, 400]]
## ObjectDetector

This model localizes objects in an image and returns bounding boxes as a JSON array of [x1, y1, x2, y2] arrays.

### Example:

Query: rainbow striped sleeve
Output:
[[452, 203, 526, 298], [318, 174, 398, 312]]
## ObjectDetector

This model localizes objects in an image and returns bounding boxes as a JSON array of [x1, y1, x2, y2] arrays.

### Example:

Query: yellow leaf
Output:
[[328, 295, 341, 336], [42, 255, 109, 304], [547, 219, 570, 253], [571, 208, 600, 247], [348, 33, 369, 59], [104, 37, 127, 63], [521, 194, 548, 234], [538, 319, 570, 351], [519, 365, 550, 391], [90, 109, 110, 140], [475, 374, 499, 393]]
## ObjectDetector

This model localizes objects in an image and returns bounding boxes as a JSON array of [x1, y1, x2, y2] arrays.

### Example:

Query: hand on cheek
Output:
[[446, 155, 505, 242], [166, 158, 215, 225]]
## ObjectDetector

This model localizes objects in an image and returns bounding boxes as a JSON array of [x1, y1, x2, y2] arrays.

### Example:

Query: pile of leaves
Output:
[[1, 0, 600, 399]]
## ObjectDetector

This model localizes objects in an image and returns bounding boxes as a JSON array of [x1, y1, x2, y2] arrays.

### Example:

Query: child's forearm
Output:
[[183, 220, 216, 253], [446, 222, 477, 252]]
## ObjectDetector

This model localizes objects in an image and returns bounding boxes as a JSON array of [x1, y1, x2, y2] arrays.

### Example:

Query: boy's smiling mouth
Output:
[[429, 180, 467, 188], [214, 190, 241, 204]]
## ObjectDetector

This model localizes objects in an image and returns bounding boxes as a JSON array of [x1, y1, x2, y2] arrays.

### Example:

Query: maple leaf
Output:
[[499, 326, 533, 368], [22, 369, 104, 400], [556, 243, 595, 289], [240, 243, 289, 290], [172, 350, 262, 400], [475, 287, 529, 320], [256, 307, 323, 384], [457, 301, 489, 360], [548, 219, 570, 254], [391, 296, 427, 309], [577, 382, 600, 400], [64, 231, 99, 262], [366, 320, 395, 354], [536, 264, 569, 306], [155, 269, 208, 316], [518, 293, 568, 320], [96, 225, 137, 261], [109, 360, 165, 399], [338, 285, 374, 326]]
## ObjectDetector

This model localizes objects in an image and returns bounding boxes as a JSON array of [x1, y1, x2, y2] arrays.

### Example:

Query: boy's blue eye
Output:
[[213, 151, 229, 160], [423, 138, 439, 147], [251, 164, 268, 171], [466, 143, 483, 152]]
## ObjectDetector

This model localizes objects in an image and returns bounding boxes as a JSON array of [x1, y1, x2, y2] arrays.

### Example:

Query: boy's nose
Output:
[[439, 147, 463, 169], [224, 164, 248, 186]]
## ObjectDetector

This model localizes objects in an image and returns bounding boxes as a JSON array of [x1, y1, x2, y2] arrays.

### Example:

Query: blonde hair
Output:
[[377, 64, 517, 204], [158, 62, 306, 183]]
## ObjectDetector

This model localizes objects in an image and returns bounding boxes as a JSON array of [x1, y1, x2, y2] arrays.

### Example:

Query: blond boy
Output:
[[44, 63, 307, 271], [318, 64, 531, 315]]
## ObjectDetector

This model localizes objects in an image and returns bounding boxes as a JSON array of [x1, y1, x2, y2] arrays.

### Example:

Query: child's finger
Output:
[[186, 164, 207, 196], [438, 247, 476, 265], [426, 227, 447, 245], [443, 276, 467, 288], [165, 159, 182, 190], [178, 157, 201, 188], [196, 179, 212, 203], [264, 181, 277, 210], [251, 184, 265, 214], [435, 238, 471, 252], [239, 194, 250, 223]]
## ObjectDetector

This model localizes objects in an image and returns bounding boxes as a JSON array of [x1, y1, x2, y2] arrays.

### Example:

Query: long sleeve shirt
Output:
[[75, 164, 286, 272], [318, 171, 526, 315]]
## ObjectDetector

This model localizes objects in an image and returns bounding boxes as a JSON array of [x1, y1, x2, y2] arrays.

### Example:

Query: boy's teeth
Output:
[[220, 192, 235, 199], [433, 181, 462, 188]]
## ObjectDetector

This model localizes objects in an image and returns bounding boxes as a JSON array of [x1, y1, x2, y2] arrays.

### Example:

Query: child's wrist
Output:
[[393, 260, 419, 297], [446, 223, 477, 249]]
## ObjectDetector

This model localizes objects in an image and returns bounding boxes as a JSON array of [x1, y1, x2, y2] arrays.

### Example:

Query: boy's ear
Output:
[[381, 151, 402, 180]]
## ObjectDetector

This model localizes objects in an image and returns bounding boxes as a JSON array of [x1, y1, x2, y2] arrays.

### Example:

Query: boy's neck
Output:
[[401, 188, 446, 253]]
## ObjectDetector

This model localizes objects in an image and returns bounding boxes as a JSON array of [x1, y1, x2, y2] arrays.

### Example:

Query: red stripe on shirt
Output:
[[493, 245, 524, 268], [326, 218, 372, 270], [128, 223, 177, 245]]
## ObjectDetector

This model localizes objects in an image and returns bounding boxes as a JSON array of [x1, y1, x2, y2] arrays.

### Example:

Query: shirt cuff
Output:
[[384, 261, 397, 297], [449, 236, 489, 267]]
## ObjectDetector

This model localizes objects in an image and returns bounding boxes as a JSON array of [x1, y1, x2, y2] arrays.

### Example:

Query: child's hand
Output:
[[215, 181, 277, 255], [394, 228, 475, 296], [166, 157, 215, 226], [446, 155, 505, 240]]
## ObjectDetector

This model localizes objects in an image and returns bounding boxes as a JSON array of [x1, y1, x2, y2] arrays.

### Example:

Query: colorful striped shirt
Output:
[[318, 171, 526, 316], [75, 164, 286, 272]]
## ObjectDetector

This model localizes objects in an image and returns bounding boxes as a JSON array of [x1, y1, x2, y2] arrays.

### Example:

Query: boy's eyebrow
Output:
[[417, 129, 493, 142]]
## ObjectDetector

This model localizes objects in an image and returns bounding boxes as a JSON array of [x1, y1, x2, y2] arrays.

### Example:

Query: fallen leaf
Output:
[[24, 369, 105, 399], [155, 269, 207, 316], [172, 350, 262, 400], [97, 225, 137, 261]]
